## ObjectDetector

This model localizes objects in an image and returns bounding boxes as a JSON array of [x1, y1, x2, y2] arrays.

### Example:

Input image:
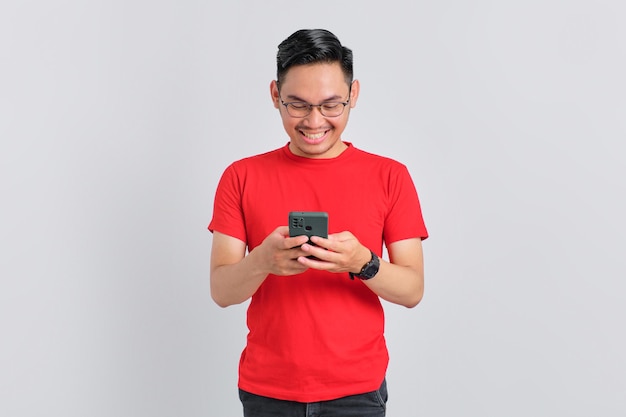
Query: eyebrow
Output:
[[283, 93, 346, 103]]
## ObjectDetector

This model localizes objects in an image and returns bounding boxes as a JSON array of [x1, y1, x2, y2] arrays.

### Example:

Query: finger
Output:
[[327, 231, 352, 241], [285, 235, 310, 249], [289, 247, 309, 260], [276, 225, 290, 237], [296, 255, 337, 271], [297, 255, 327, 267], [301, 243, 335, 262], [308, 235, 332, 249]]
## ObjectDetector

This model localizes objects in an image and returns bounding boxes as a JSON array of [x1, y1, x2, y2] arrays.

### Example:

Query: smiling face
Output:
[[270, 62, 360, 159]]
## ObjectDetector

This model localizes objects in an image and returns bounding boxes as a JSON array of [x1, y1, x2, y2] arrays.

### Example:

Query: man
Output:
[[209, 28, 428, 417]]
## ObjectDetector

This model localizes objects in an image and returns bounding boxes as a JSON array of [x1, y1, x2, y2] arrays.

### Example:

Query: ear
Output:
[[270, 80, 280, 109], [349, 79, 360, 108]]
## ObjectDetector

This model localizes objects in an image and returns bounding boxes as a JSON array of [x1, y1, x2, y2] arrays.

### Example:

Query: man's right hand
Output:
[[256, 226, 311, 276], [209, 227, 310, 307]]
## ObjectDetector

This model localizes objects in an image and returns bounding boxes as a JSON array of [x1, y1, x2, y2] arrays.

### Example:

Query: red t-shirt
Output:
[[209, 142, 428, 402]]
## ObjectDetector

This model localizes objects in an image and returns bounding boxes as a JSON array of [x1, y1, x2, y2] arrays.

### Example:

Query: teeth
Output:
[[303, 131, 325, 140]]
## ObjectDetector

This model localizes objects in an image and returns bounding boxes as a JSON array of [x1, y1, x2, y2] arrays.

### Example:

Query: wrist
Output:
[[349, 248, 380, 280], [351, 246, 371, 274]]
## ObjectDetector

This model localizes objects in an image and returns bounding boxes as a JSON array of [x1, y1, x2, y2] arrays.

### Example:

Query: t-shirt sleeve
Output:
[[383, 164, 428, 244], [208, 163, 247, 243]]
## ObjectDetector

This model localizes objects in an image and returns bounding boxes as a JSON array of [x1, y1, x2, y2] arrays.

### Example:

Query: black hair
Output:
[[276, 29, 353, 86]]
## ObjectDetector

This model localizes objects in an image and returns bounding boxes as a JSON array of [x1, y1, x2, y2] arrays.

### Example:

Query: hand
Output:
[[255, 226, 312, 276], [296, 231, 371, 274]]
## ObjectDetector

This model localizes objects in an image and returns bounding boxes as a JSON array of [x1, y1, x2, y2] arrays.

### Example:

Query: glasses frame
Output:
[[278, 85, 352, 118]]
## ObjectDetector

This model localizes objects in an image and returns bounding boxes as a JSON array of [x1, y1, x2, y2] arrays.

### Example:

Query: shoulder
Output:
[[233, 147, 283, 166], [224, 147, 284, 173], [349, 145, 410, 171]]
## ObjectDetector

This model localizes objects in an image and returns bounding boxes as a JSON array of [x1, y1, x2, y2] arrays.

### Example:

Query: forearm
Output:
[[362, 259, 424, 308], [210, 247, 269, 308], [299, 235, 425, 308], [352, 238, 424, 308], [211, 227, 311, 308]]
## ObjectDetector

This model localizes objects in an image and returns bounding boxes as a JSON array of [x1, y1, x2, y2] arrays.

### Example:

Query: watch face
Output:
[[349, 251, 380, 280], [362, 264, 378, 278], [360, 252, 380, 280]]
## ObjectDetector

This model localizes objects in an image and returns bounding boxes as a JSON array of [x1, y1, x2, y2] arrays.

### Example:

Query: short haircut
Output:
[[276, 29, 354, 86]]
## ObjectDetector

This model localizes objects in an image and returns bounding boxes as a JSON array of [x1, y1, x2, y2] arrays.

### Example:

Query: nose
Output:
[[303, 105, 326, 125]]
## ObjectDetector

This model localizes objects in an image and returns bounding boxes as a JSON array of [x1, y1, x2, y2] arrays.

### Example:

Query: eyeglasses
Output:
[[279, 89, 351, 118]]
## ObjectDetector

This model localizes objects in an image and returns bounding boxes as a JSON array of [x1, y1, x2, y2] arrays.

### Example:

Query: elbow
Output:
[[404, 292, 423, 309], [211, 294, 231, 309], [210, 289, 227, 308], [210, 285, 247, 308], [210, 272, 235, 308], [210, 283, 234, 308], [404, 285, 424, 309]]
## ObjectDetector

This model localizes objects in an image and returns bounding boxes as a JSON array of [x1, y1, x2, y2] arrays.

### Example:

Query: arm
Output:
[[298, 235, 425, 308], [361, 238, 424, 308], [210, 227, 310, 307]]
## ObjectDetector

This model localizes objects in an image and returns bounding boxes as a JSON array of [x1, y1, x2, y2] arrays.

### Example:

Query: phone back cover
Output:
[[288, 211, 328, 239]]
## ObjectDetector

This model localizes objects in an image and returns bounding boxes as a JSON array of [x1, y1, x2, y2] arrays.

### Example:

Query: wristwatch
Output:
[[349, 250, 380, 280]]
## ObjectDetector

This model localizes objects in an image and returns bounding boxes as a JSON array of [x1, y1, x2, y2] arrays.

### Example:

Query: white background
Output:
[[1, 1, 625, 416]]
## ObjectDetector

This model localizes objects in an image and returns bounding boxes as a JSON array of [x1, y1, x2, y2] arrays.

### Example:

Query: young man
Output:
[[209, 29, 428, 417]]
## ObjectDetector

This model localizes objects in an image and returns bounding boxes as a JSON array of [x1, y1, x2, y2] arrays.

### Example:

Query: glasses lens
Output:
[[320, 103, 345, 117], [286, 103, 310, 117]]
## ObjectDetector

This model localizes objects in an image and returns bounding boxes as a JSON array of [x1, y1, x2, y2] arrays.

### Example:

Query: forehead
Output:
[[279, 62, 350, 98]]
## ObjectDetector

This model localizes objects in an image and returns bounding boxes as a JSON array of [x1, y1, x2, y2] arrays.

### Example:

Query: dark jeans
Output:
[[239, 379, 388, 417]]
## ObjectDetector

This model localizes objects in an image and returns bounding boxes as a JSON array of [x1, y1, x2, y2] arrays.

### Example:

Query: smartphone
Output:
[[288, 211, 328, 243]]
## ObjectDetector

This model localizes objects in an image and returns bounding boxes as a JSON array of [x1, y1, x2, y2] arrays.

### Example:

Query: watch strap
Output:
[[349, 250, 380, 280]]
